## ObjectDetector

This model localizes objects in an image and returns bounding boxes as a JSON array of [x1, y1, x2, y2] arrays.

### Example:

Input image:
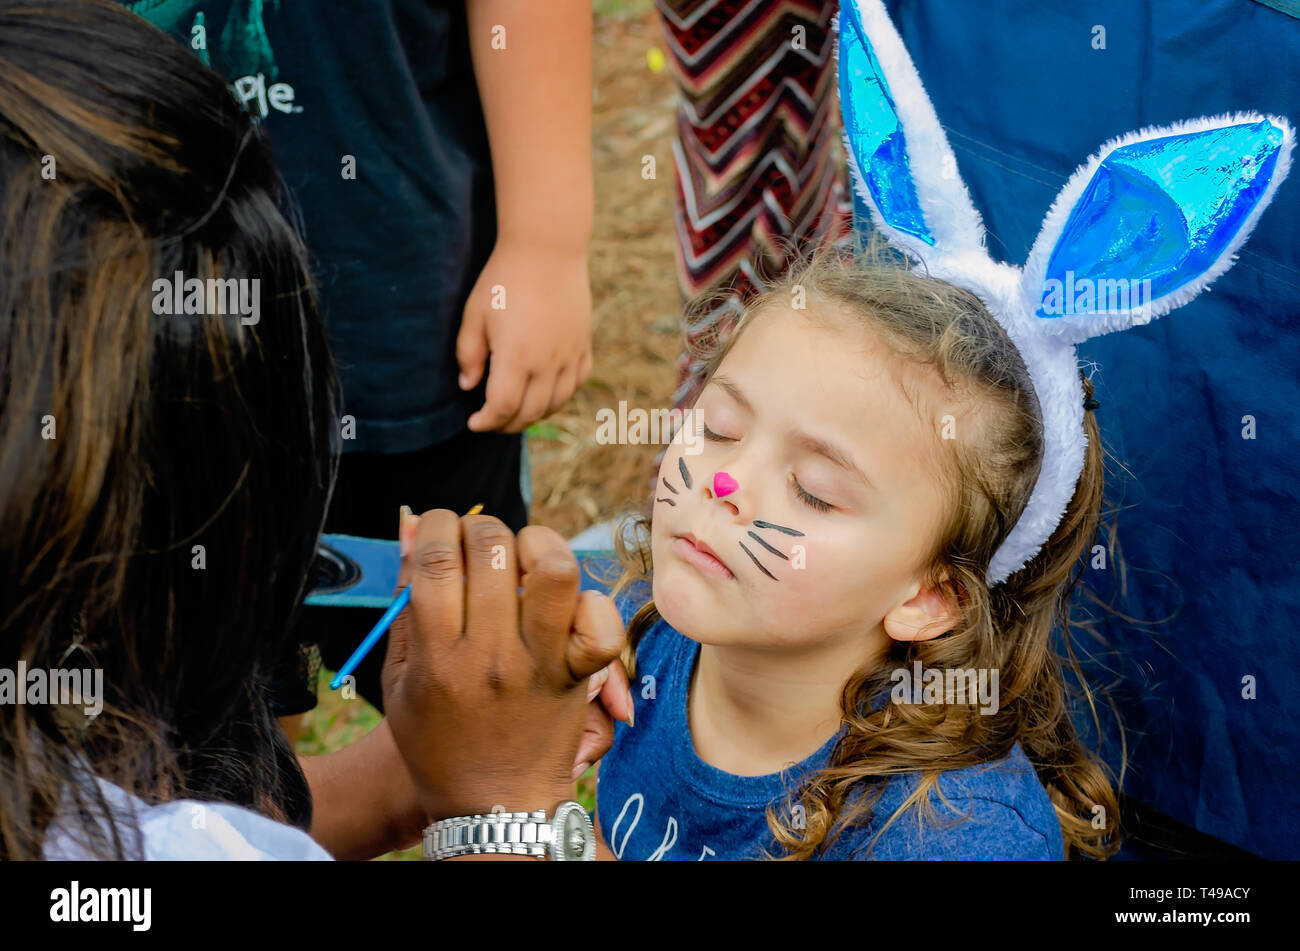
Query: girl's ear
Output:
[[882, 576, 962, 643], [1020, 113, 1294, 346], [838, 0, 987, 263]]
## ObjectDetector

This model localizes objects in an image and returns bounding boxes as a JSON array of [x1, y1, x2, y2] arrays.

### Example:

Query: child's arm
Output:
[[460, 0, 594, 435]]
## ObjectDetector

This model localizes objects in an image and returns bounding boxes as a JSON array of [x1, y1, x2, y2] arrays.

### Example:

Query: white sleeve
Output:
[[135, 799, 333, 860], [43, 777, 333, 861]]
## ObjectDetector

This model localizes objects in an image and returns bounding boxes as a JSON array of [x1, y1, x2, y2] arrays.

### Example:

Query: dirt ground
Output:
[[526, 5, 683, 539]]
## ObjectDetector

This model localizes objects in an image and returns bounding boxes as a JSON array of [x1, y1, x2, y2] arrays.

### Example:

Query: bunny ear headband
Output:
[[837, 0, 1293, 587]]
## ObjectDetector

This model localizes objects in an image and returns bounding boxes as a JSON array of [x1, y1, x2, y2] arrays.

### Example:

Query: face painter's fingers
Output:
[[398, 505, 420, 561], [387, 509, 465, 676], [515, 524, 584, 683], [461, 513, 521, 659], [565, 589, 626, 689], [382, 506, 422, 668], [382, 514, 588, 821]]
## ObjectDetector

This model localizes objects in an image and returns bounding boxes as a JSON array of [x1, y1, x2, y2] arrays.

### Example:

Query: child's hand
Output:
[[457, 238, 592, 434], [574, 659, 634, 780]]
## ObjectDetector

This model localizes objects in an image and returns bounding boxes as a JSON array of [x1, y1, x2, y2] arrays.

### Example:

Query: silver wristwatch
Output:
[[422, 800, 596, 861]]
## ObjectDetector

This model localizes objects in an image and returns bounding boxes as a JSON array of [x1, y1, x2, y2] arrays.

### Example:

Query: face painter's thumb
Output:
[[387, 504, 427, 671]]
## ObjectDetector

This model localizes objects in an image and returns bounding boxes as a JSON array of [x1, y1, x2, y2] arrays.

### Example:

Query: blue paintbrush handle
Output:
[[329, 586, 411, 690]]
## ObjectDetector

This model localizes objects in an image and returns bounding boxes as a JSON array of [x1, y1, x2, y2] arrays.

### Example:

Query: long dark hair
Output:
[[0, 0, 340, 858]]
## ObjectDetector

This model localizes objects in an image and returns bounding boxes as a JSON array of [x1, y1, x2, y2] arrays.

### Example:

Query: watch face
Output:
[[552, 801, 595, 861]]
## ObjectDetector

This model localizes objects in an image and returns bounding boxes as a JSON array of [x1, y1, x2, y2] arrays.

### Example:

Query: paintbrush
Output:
[[329, 504, 484, 690]]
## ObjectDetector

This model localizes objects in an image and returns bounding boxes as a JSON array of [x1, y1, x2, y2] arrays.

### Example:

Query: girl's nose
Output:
[[714, 471, 739, 498]]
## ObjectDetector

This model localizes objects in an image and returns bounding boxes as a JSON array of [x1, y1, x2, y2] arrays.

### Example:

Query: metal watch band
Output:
[[423, 810, 553, 860]]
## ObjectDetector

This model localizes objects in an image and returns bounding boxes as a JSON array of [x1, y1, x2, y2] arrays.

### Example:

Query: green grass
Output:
[[298, 669, 598, 860], [295, 668, 383, 757], [593, 0, 655, 17]]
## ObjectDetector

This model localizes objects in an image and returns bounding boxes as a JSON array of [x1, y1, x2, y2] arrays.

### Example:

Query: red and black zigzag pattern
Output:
[[655, 0, 850, 411]]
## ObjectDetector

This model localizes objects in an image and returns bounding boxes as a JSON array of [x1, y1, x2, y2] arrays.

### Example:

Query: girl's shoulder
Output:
[[835, 743, 1066, 861]]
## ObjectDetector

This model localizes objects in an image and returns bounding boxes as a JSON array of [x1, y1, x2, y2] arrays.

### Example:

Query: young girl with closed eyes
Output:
[[596, 254, 1117, 860], [590, 0, 1289, 862]]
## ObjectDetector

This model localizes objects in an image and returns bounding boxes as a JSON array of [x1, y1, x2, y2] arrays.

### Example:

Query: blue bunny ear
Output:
[[1021, 114, 1294, 344], [838, 0, 986, 263]]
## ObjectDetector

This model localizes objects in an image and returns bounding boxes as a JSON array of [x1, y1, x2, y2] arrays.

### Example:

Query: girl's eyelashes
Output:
[[702, 424, 835, 512], [792, 474, 833, 513]]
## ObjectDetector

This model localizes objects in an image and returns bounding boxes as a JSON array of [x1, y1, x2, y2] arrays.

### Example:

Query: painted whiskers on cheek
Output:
[[739, 520, 804, 581], [660, 457, 805, 581], [656, 455, 694, 507], [650, 459, 691, 504]]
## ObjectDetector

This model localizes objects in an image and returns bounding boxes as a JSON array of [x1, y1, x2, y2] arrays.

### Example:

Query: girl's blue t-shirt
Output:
[[596, 587, 1066, 861]]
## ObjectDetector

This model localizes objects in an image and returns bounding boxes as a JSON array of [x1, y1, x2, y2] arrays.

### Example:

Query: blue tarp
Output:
[[304, 536, 618, 610], [876, 0, 1299, 858]]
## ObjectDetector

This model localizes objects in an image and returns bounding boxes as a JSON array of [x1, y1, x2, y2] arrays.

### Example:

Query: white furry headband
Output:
[[838, 0, 1293, 586]]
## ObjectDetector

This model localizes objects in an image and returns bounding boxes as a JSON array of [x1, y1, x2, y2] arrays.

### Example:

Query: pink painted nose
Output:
[[713, 471, 739, 498]]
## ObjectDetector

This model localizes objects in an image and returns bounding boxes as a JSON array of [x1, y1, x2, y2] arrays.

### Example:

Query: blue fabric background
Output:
[[876, 0, 1299, 858]]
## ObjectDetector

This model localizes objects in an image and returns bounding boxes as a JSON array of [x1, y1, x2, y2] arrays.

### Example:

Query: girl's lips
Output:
[[672, 535, 734, 581]]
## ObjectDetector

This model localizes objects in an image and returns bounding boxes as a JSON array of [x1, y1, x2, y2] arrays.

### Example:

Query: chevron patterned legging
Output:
[[655, 0, 851, 413]]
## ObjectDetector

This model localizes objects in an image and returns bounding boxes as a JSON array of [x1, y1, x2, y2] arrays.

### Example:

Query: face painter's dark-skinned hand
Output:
[[381, 509, 627, 830]]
